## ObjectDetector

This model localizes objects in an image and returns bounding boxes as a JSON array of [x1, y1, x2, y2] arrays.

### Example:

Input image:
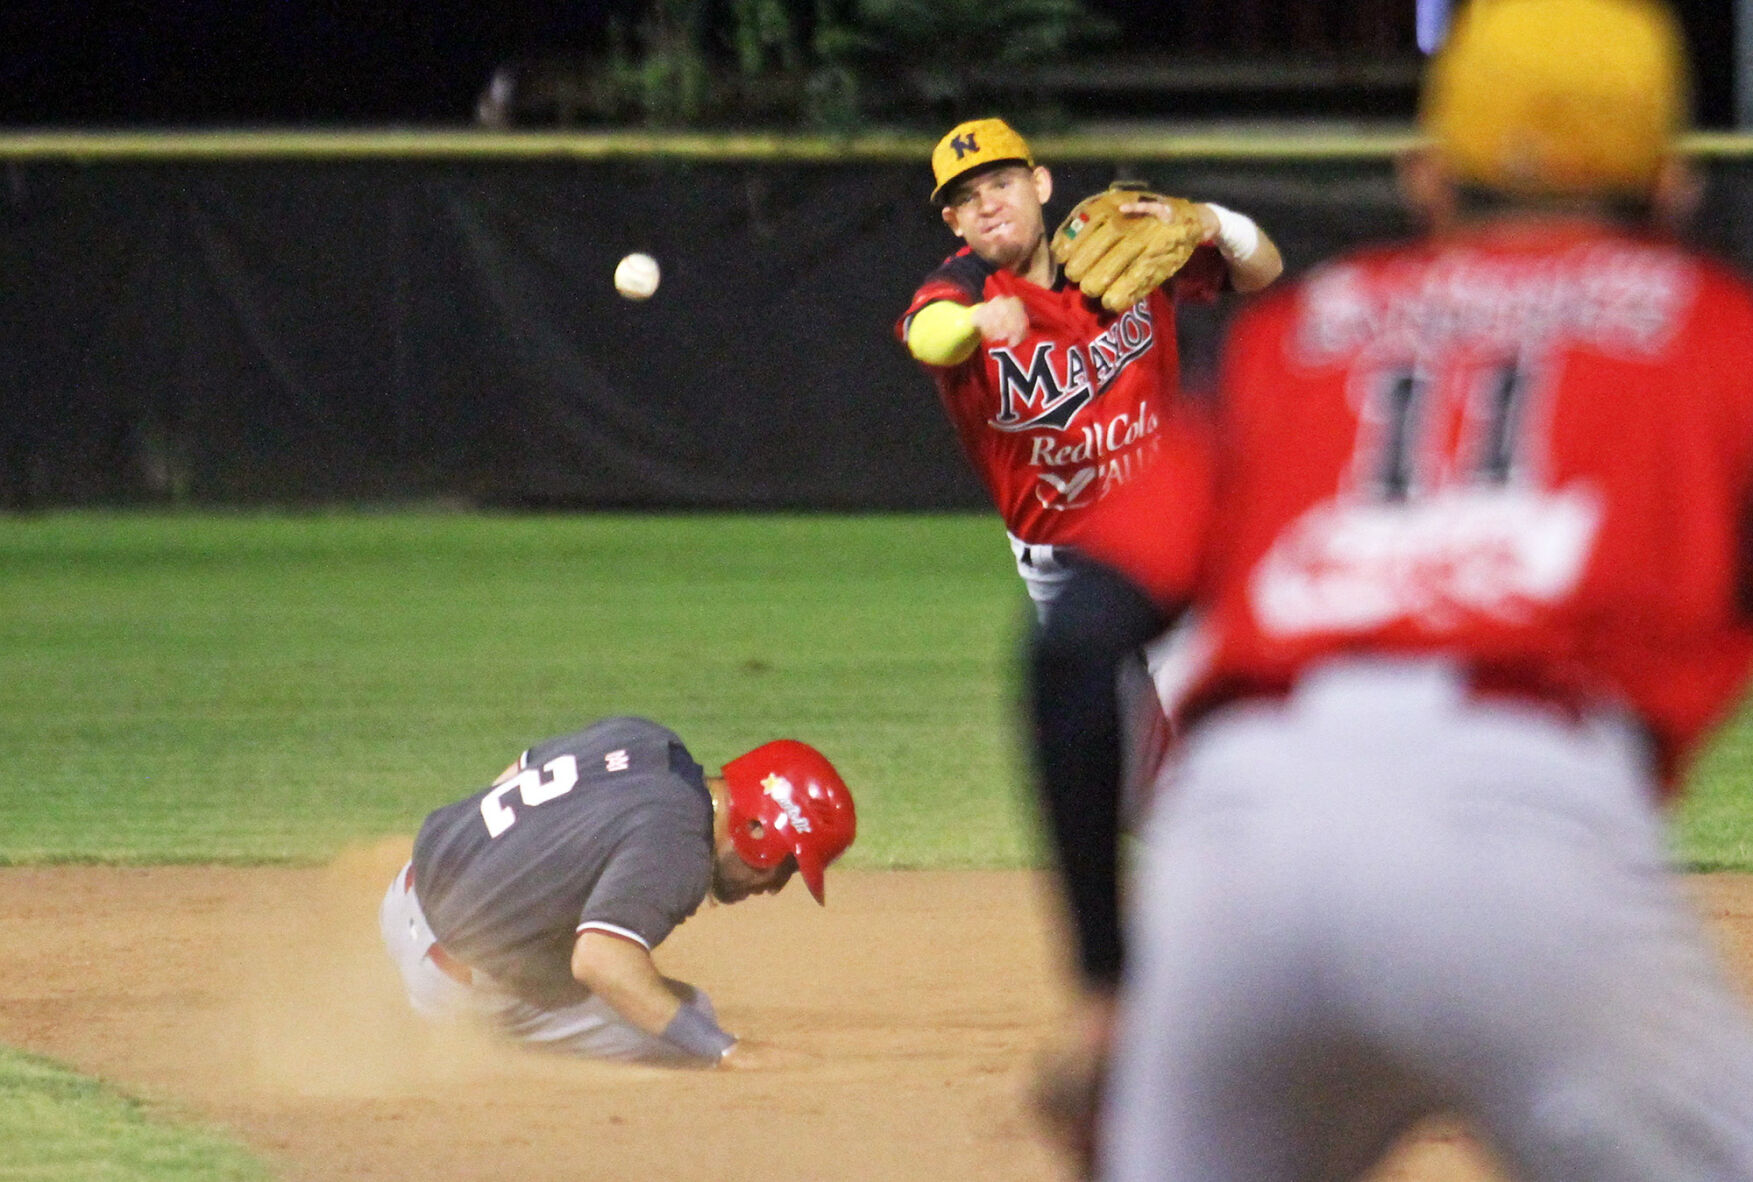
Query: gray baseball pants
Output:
[[379, 863, 719, 1066], [1103, 658, 1753, 1182]]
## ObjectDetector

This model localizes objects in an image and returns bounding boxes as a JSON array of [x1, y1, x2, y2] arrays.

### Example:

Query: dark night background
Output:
[[0, 1, 1740, 128], [3, 1, 1752, 513]]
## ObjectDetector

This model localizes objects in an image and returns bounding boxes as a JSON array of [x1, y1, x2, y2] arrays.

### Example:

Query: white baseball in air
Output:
[[614, 252, 660, 300]]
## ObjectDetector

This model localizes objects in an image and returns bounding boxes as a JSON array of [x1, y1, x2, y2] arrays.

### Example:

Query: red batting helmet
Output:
[[721, 739, 856, 904]]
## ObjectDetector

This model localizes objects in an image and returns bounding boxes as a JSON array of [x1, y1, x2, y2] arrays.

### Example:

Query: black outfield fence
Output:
[[5, 129, 1752, 510]]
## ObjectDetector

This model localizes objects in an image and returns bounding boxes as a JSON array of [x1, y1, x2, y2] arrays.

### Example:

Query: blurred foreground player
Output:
[[1030, 0, 1753, 1177], [381, 719, 855, 1067]]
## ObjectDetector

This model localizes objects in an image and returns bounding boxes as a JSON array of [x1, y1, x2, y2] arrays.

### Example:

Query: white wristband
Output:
[[1205, 203, 1261, 263]]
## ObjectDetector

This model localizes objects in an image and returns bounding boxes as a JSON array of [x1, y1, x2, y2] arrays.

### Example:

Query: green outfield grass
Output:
[[1679, 718, 1753, 870], [3, 509, 1753, 868], [0, 510, 1038, 869], [0, 1046, 270, 1181]]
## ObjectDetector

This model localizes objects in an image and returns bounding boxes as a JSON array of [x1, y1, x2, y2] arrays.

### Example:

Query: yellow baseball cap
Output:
[[930, 117, 1036, 204], [1421, 0, 1690, 195]]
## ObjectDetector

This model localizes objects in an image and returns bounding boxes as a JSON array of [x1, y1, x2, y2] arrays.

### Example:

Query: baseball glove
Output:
[[1051, 184, 1206, 313]]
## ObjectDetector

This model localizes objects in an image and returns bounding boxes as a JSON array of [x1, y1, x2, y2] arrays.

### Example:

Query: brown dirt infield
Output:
[[3, 841, 1752, 1181]]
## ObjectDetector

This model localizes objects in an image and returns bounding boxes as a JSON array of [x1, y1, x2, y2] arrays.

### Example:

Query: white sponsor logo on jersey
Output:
[[605, 749, 630, 772], [1037, 467, 1098, 507], [1250, 484, 1602, 634], [1027, 400, 1161, 468], [1031, 430, 1163, 512]]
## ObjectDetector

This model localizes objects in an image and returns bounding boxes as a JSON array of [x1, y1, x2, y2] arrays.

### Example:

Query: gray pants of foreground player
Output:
[[379, 864, 719, 1066], [1105, 658, 1753, 1182]]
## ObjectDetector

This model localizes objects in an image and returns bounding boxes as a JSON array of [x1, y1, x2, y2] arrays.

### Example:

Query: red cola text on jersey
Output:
[[901, 245, 1225, 548]]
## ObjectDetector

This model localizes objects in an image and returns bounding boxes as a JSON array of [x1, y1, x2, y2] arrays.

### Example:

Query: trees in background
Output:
[[475, 0, 1115, 130]]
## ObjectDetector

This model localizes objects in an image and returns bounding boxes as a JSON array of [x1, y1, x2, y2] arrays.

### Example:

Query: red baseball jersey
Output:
[[1084, 220, 1753, 783], [899, 245, 1226, 547]]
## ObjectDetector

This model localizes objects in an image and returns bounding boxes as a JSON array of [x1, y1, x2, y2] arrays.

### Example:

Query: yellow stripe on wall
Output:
[[3, 127, 1751, 162]]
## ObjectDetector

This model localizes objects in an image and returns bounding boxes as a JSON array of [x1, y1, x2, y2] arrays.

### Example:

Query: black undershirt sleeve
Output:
[[1028, 559, 1178, 988]]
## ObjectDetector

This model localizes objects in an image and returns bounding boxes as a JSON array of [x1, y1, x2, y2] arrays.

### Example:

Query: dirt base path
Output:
[[3, 841, 1751, 1181]]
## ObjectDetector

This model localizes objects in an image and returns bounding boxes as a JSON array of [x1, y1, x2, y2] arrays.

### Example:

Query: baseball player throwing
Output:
[[380, 718, 855, 1066], [899, 118, 1283, 807], [1029, 0, 1753, 1178], [898, 116, 1282, 614]]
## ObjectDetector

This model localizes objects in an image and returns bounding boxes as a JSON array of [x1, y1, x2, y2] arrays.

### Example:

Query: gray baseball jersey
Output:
[[411, 717, 714, 1009]]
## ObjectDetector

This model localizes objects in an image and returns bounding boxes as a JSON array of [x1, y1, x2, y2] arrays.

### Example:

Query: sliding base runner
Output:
[[381, 718, 855, 1066]]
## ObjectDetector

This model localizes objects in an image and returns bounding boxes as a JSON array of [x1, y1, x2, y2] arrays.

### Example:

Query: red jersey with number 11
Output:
[[1085, 221, 1753, 783]]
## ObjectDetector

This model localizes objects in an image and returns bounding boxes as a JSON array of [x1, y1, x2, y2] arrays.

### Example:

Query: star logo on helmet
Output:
[[761, 773, 813, 833]]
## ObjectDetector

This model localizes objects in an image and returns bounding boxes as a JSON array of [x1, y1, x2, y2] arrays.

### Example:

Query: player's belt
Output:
[[1017, 540, 1082, 572], [1182, 662, 1592, 733], [402, 864, 476, 988]]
